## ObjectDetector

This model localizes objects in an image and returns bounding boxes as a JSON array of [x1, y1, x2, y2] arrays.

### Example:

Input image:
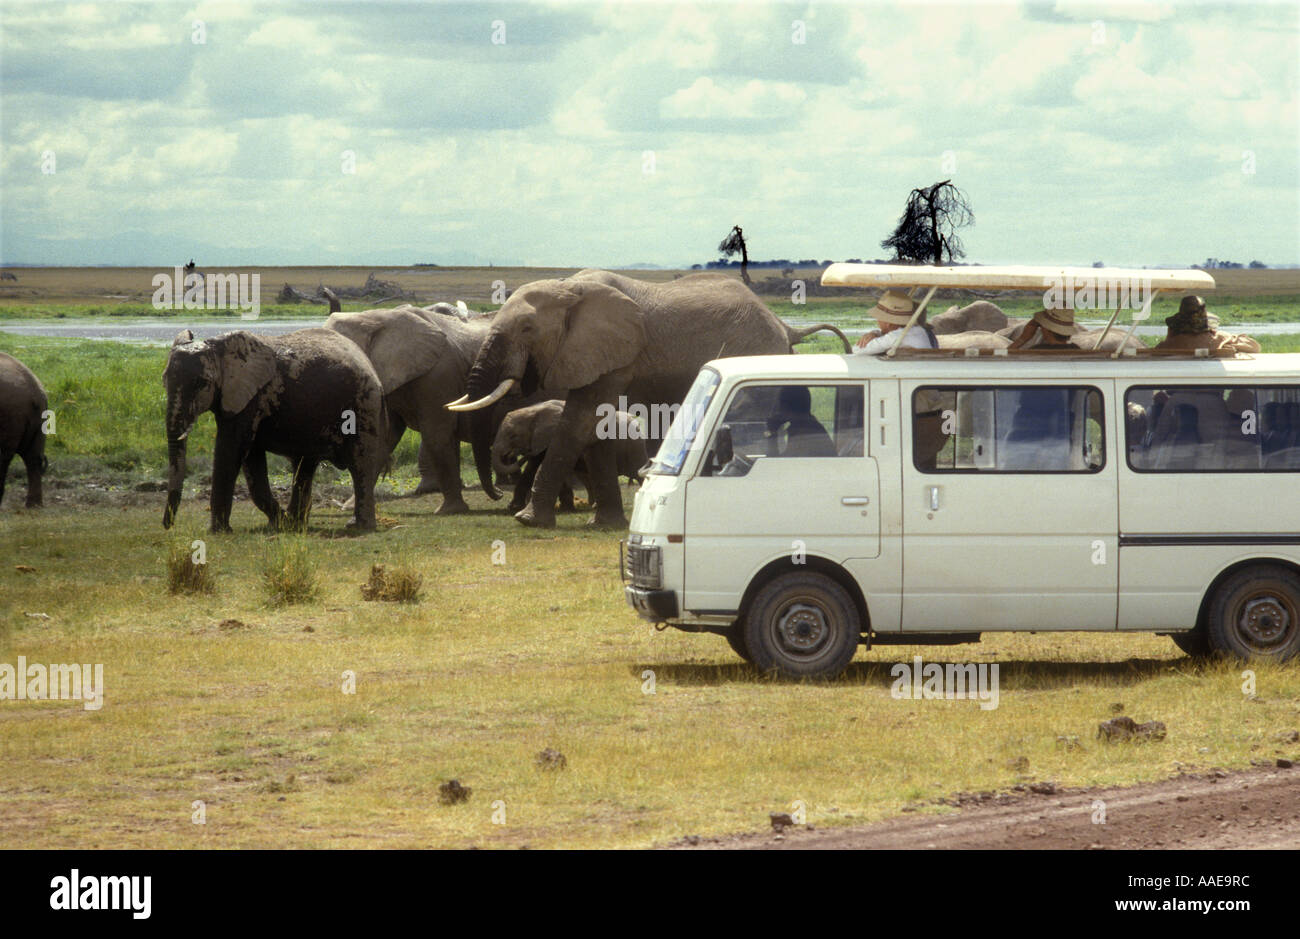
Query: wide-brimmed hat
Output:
[[1033, 307, 1075, 336], [873, 289, 917, 326], [1166, 295, 1210, 335]]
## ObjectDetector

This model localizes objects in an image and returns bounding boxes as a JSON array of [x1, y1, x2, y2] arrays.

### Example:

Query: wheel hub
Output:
[[1239, 595, 1291, 647], [777, 602, 828, 653]]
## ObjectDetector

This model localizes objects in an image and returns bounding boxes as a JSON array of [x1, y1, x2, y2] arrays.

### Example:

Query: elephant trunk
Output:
[[164, 436, 187, 529], [492, 447, 522, 480], [471, 412, 502, 500]]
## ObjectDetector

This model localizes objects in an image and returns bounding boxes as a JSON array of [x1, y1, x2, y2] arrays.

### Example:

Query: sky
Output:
[[1, 0, 1297, 268]]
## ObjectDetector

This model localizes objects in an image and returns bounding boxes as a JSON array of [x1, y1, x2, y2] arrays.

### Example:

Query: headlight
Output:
[[624, 542, 663, 589]]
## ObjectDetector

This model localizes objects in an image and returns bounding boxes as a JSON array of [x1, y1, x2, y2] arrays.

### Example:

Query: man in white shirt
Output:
[[854, 289, 938, 354]]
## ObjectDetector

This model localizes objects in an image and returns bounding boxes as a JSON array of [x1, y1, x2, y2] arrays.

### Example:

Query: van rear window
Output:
[[912, 386, 1105, 473], [1125, 385, 1300, 472]]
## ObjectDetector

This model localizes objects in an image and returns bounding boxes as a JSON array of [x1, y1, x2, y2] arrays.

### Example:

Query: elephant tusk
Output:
[[445, 394, 469, 408], [447, 378, 515, 412]]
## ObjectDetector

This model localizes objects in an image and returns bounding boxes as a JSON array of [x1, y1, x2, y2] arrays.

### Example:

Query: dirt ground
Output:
[[674, 764, 1300, 849]]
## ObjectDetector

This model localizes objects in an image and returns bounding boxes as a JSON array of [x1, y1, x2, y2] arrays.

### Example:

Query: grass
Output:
[[1, 494, 1298, 849], [261, 537, 320, 607], [166, 539, 216, 595]]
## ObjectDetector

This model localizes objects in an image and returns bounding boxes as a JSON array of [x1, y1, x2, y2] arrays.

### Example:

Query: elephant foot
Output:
[[435, 499, 469, 516], [587, 511, 628, 530], [514, 506, 556, 529], [209, 522, 233, 534], [507, 500, 527, 513], [346, 517, 377, 533], [412, 478, 442, 495]]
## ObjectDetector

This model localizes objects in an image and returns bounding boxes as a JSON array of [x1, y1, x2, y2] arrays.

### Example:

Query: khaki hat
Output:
[[1166, 295, 1210, 335], [873, 289, 916, 326], [1033, 307, 1075, 336]]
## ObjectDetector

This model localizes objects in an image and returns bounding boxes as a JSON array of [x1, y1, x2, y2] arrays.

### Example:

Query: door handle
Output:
[[929, 486, 941, 511], [841, 496, 870, 506]]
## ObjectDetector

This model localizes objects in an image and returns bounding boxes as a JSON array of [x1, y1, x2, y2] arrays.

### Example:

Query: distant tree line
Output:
[[1193, 258, 1268, 269]]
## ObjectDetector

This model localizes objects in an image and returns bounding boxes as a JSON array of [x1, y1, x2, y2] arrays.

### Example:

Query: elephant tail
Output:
[[785, 322, 852, 353]]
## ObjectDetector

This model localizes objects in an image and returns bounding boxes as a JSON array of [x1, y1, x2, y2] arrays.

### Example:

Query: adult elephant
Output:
[[936, 331, 1012, 351], [492, 399, 646, 512], [449, 270, 852, 528], [163, 328, 388, 532], [931, 300, 1008, 334], [0, 351, 48, 509]]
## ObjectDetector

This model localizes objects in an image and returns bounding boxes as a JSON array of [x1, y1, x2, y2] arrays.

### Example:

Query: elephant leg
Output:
[[287, 457, 319, 527], [518, 389, 611, 529], [510, 454, 540, 512], [346, 459, 378, 531], [209, 429, 245, 533], [22, 441, 44, 508], [557, 478, 576, 513], [414, 438, 442, 495], [0, 451, 12, 508], [582, 438, 628, 528], [242, 449, 284, 528], [422, 431, 467, 516]]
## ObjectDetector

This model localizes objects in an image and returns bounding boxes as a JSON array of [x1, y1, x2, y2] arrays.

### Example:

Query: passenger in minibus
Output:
[[766, 385, 837, 457], [854, 290, 939, 354], [1154, 296, 1261, 354], [1006, 307, 1075, 350]]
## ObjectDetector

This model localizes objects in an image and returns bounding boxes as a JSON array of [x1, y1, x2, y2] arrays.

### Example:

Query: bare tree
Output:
[[880, 180, 974, 265], [718, 225, 751, 284]]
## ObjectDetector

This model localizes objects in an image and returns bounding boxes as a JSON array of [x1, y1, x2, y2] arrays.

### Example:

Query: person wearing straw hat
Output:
[[1007, 306, 1076, 350], [854, 289, 938, 354], [1154, 295, 1260, 354]]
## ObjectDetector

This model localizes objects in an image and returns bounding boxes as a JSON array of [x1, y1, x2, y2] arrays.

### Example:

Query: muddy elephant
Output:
[[163, 328, 388, 532], [449, 270, 852, 528], [931, 300, 1008, 335], [0, 351, 48, 508], [492, 399, 646, 512]]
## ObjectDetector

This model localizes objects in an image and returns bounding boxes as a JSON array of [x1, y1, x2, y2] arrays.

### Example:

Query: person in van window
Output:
[[854, 290, 938, 354], [766, 385, 837, 457], [1007, 307, 1076, 349], [1154, 295, 1261, 354]]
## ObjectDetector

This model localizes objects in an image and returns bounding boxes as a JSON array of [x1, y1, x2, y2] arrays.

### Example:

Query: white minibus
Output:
[[622, 265, 1299, 677]]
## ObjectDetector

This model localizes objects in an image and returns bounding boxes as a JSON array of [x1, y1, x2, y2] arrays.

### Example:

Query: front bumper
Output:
[[624, 585, 680, 620]]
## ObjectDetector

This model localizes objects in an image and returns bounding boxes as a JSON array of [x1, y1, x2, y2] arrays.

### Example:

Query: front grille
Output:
[[624, 542, 662, 589]]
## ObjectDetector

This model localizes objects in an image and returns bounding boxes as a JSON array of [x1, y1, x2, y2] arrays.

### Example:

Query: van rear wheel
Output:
[[1169, 629, 1210, 658], [1206, 565, 1300, 662], [744, 572, 860, 679]]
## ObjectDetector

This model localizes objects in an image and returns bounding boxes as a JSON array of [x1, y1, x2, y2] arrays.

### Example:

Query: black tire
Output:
[[1205, 565, 1300, 662], [1169, 628, 1211, 658], [743, 572, 861, 678], [724, 622, 753, 663]]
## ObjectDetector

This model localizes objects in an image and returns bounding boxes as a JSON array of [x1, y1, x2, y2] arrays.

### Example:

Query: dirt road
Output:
[[675, 765, 1300, 850]]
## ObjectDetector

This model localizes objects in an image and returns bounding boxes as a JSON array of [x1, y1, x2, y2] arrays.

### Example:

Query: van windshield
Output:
[[646, 367, 721, 476]]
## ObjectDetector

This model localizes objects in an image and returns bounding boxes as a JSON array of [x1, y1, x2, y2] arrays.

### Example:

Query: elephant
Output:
[[325, 305, 547, 513], [0, 351, 48, 509], [449, 269, 852, 528], [491, 399, 646, 512], [997, 319, 1145, 352], [931, 300, 1008, 335], [162, 328, 388, 533]]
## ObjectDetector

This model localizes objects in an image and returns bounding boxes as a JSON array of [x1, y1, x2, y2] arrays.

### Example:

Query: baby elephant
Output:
[[492, 400, 646, 513], [0, 351, 48, 508], [163, 328, 389, 532]]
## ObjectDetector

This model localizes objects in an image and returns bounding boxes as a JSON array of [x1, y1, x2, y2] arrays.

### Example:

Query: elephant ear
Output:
[[544, 282, 645, 392], [214, 331, 278, 417], [529, 402, 566, 453], [172, 328, 195, 346], [330, 309, 450, 392]]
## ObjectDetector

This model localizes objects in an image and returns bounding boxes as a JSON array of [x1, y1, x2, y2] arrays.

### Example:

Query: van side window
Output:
[[1125, 385, 1300, 472], [913, 386, 1104, 473], [712, 384, 864, 474]]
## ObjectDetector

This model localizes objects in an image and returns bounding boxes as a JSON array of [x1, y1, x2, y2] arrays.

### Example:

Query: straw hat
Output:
[[873, 289, 916, 326], [1033, 307, 1076, 336]]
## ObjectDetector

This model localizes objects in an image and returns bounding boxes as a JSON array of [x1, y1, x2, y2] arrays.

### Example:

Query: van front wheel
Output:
[[744, 572, 860, 679], [1206, 565, 1300, 662]]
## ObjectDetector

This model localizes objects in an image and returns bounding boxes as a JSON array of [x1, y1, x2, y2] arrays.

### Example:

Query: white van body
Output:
[[623, 352, 1300, 676]]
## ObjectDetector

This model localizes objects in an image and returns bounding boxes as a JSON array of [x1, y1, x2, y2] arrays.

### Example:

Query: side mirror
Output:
[[713, 424, 734, 468]]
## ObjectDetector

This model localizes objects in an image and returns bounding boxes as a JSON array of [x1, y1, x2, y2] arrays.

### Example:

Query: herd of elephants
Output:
[[0, 268, 1129, 529]]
